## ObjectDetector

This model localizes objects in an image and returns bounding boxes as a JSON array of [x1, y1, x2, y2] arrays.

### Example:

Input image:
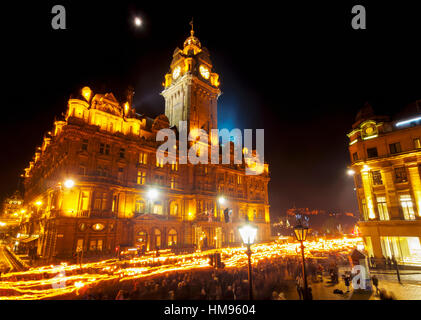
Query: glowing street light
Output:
[[64, 179, 75, 189], [239, 224, 257, 300], [218, 196, 225, 205], [294, 224, 310, 300], [347, 169, 355, 176], [35, 200, 42, 207], [147, 188, 159, 200]]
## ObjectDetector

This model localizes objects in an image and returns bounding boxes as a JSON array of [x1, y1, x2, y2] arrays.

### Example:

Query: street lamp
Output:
[[347, 169, 355, 176], [64, 179, 75, 189], [147, 188, 158, 200], [294, 224, 309, 300], [239, 224, 257, 300], [218, 196, 225, 205], [147, 188, 159, 213]]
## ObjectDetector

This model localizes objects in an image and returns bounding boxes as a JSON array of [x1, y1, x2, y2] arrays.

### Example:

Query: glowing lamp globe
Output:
[[294, 225, 309, 242], [218, 196, 225, 205], [239, 224, 257, 245], [134, 17, 142, 26], [64, 179, 75, 189], [81, 87, 92, 102], [147, 188, 158, 200]]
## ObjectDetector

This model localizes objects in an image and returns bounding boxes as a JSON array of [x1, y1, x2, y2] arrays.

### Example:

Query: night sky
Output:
[[2, 1, 421, 218]]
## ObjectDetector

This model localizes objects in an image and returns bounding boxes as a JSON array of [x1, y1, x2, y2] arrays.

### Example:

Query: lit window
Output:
[[400, 195, 416, 220], [168, 229, 177, 246], [153, 202, 163, 215], [414, 138, 421, 149], [137, 171, 146, 185], [156, 157, 164, 168], [376, 196, 389, 221], [92, 223, 105, 231], [170, 177, 176, 189], [79, 191, 89, 211], [139, 152, 148, 164], [135, 199, 145, 214], [171, 161, 178, 171]]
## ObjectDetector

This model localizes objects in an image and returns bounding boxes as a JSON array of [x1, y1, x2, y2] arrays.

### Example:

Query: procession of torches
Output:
[[0, 236, 363, 300]]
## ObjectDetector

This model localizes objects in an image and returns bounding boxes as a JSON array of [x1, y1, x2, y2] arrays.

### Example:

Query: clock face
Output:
[[365, 127, 374, 134], [172, 66, 181, 79], [199, 65, 210, 79]]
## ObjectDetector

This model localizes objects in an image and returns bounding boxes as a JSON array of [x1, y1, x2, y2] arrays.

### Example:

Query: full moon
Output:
[[134, 17, 142, 27]]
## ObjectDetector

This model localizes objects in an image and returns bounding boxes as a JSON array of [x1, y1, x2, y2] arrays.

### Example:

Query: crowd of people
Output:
[[75, 255, 339, 300]]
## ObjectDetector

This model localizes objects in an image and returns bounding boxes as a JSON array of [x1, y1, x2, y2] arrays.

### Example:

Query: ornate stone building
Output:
[[348, 102, 421, 266], [20, 28, 271, 261]]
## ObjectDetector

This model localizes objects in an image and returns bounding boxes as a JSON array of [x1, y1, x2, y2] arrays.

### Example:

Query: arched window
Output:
[[154, 229, 161, 249], [168, 229, 177, 246]]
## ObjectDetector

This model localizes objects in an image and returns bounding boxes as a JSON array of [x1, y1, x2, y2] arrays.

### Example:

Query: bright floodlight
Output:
[[347, 169, 355, 176], [64, 179, 75, 189], [218, 196, 225, 205], [134, 17, 142, 26], [239, 224, 257, 245], [147, 188, 158, 200]]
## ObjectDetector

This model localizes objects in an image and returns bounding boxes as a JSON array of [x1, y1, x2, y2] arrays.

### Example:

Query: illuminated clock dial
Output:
[[199, 65, 210, 79], [172, 66, 181, 79]]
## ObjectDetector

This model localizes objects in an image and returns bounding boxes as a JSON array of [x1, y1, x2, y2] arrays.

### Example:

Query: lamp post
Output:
[[147, 188, 158, 213], [294, 224, 309, 300], [239, 224, 257, 300]]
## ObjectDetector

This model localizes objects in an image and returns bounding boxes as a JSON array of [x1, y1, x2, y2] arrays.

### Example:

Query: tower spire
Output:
[[189, 18, 194, 36]]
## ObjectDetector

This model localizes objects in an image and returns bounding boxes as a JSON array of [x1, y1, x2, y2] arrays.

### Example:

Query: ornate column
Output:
[[361, 167, 376, 219], [381, 167, 400, 219], [407, 163, 421, 217]]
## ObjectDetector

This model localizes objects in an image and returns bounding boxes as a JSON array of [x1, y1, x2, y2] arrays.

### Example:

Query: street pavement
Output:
[[284, 267, 421, 300]]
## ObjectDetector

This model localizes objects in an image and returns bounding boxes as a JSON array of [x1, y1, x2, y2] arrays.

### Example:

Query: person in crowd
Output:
[[371, 275, 379, 295]]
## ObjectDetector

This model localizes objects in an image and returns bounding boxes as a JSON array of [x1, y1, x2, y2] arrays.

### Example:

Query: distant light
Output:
[[396, 116, 421, 127], [357, 244, 365, 251], [81, 87, 92, 102], [347, 169, 355, 176], [64, 179, 75, 189], [0, 222, 6, 227], [35, 200, 42, 206], [147, 188, 158, 200], [218, 196, 225, 205], [134, 17, 142, 27]]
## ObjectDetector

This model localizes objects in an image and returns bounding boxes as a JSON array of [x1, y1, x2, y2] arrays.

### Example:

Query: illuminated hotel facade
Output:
[[348, 103, 421, 266], [20, 28, 271, 261]]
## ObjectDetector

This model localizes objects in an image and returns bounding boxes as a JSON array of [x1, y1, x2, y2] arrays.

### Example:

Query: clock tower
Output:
[[161, 24, 221, 134]]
